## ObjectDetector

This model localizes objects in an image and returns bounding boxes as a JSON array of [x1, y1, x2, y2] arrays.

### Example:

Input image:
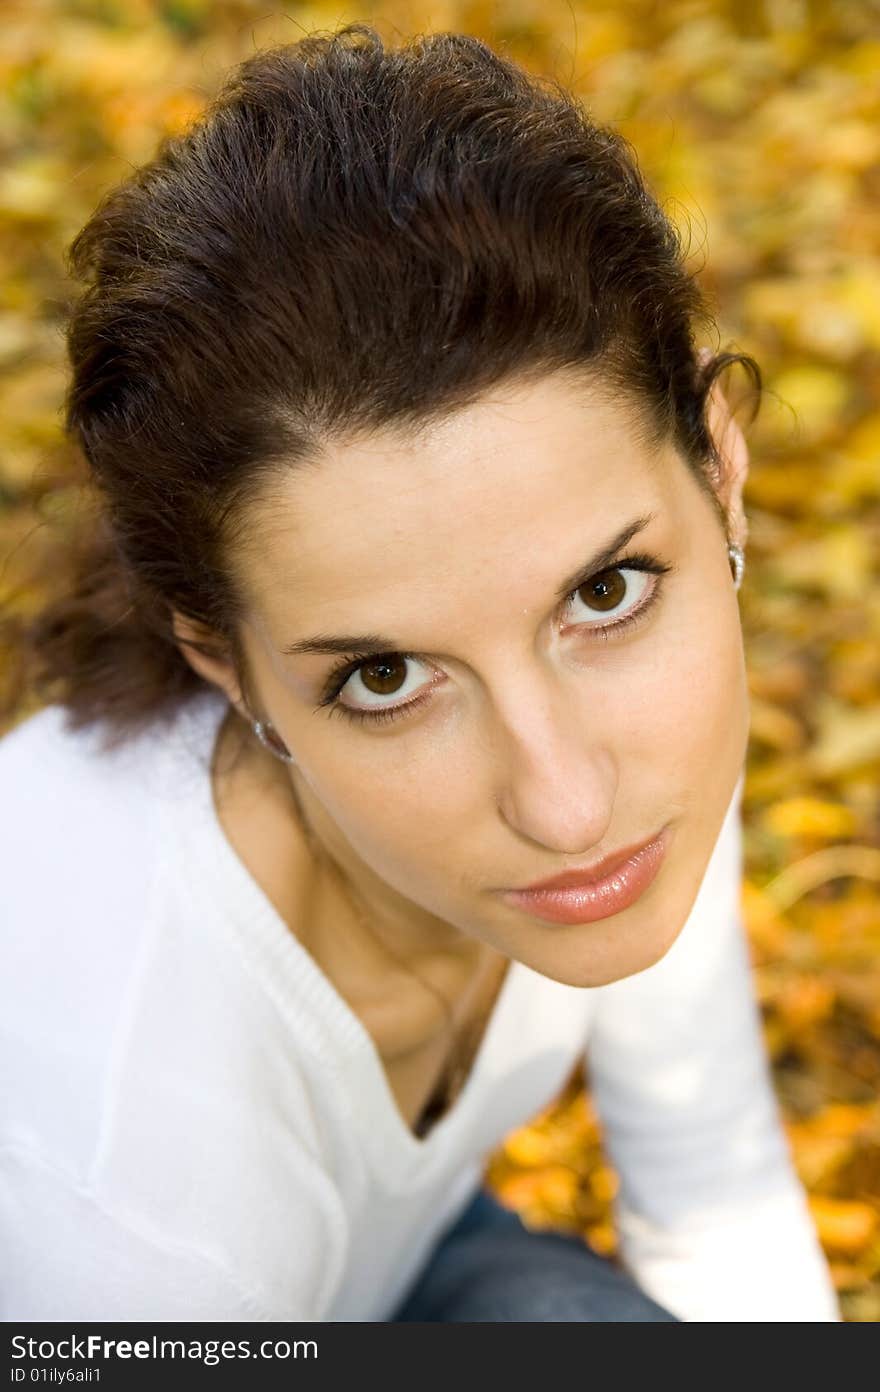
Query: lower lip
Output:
[[501, 828, 671, 925]]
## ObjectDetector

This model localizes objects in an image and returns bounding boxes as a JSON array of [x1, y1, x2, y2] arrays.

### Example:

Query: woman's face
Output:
[[195, 370, 750, 988]]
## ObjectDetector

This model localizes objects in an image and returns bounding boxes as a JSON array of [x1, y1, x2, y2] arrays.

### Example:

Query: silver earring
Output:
[[728, 543, 745, 591], [252, 719, 295, 764]]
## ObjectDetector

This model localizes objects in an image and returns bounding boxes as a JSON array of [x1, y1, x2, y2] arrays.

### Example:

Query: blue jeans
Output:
[[388, 1185, 679, 1322]]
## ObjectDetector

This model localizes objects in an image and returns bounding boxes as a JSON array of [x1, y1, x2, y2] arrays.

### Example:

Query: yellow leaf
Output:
[[774, 974, 836, 1032], [589, 1166, 619, 1204], [0, 156, 67, 220], [829, 414, 880, 505], [809, 1197, 878, 1256], [768, 526, 873, 601], [811, 698, 880, 777], [760, 365, 850, 446], [159, 89, 206, 138], [747, 696, 806, 753], [761, 797, 858, 839], [803, 1104, 880, 1139], [585, 1221, 618, 1257], [789, 1133, 855, 1189], [837, 263, 880, 350], [503, 1127, 557, 1167], [741, 879, 790, 958]]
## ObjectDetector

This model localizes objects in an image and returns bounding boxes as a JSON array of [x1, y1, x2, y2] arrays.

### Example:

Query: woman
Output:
[[0, 24, 839, 1321]]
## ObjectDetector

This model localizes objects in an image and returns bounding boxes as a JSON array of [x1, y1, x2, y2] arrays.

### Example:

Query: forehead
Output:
[[240, 373, 677, 630]]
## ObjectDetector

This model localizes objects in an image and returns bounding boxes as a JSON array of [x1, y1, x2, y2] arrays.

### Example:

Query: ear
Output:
[[171, 610, 248, 717], [700, 351, 750, 551]]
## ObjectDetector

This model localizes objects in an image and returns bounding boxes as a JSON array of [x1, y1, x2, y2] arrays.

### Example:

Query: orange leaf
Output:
[[809, 1196, 878, 1255]]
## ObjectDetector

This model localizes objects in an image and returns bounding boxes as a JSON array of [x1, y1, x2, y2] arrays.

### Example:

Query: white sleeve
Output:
[[0, 1147, 336, 1322], [585, 773, 840, 1322]]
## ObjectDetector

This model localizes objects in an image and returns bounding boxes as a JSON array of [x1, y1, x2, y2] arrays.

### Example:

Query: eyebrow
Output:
[[279, 512, 658, 658]]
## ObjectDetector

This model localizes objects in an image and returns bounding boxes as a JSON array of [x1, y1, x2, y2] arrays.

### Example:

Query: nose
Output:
[[492, 680, 616, 856]]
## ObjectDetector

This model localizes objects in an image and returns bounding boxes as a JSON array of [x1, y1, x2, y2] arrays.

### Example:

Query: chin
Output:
[[528, 903, 690, 990]]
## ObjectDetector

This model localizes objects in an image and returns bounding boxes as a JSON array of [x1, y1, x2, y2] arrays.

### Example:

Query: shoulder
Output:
[[0, 704, 179, 1166], [0, 698, 162, 790], [0, 702, 167, 889]]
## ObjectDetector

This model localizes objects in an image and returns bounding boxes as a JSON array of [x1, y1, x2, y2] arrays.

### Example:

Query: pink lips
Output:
[[500, 827, 671, 924]]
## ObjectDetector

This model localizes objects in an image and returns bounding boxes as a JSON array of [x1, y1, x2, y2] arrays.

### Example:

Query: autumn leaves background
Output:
[[1, 0, 878, 1320]]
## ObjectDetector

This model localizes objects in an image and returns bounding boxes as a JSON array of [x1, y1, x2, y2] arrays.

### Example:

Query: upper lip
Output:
[[508, 831, 663, 893]]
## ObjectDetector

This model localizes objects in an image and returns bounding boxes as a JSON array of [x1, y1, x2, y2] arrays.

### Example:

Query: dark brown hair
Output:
[[1, 21, 760, 753]]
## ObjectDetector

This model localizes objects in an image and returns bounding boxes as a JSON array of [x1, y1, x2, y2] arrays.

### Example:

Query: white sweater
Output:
[[0, 687, 839, 1322]]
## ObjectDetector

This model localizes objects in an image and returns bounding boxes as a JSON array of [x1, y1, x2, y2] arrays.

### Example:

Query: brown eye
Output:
[[580, 568, 628, 612], [563, 564, 656, 630], [359, 654, 409, 696]]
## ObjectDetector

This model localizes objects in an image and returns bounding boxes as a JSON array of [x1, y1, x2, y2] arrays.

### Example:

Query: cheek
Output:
[[623, 605, 749, 908], [311, 758, 471, 886], [624, 600, 749, 775]]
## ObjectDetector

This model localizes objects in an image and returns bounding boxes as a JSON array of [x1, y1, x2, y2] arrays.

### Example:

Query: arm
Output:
[[585, 773, 840, 1322], [0, 1144, 341, 1321]]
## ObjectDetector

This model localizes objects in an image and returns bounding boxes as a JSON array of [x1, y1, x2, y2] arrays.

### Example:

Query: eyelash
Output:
[[315, 550, 674, 728]]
